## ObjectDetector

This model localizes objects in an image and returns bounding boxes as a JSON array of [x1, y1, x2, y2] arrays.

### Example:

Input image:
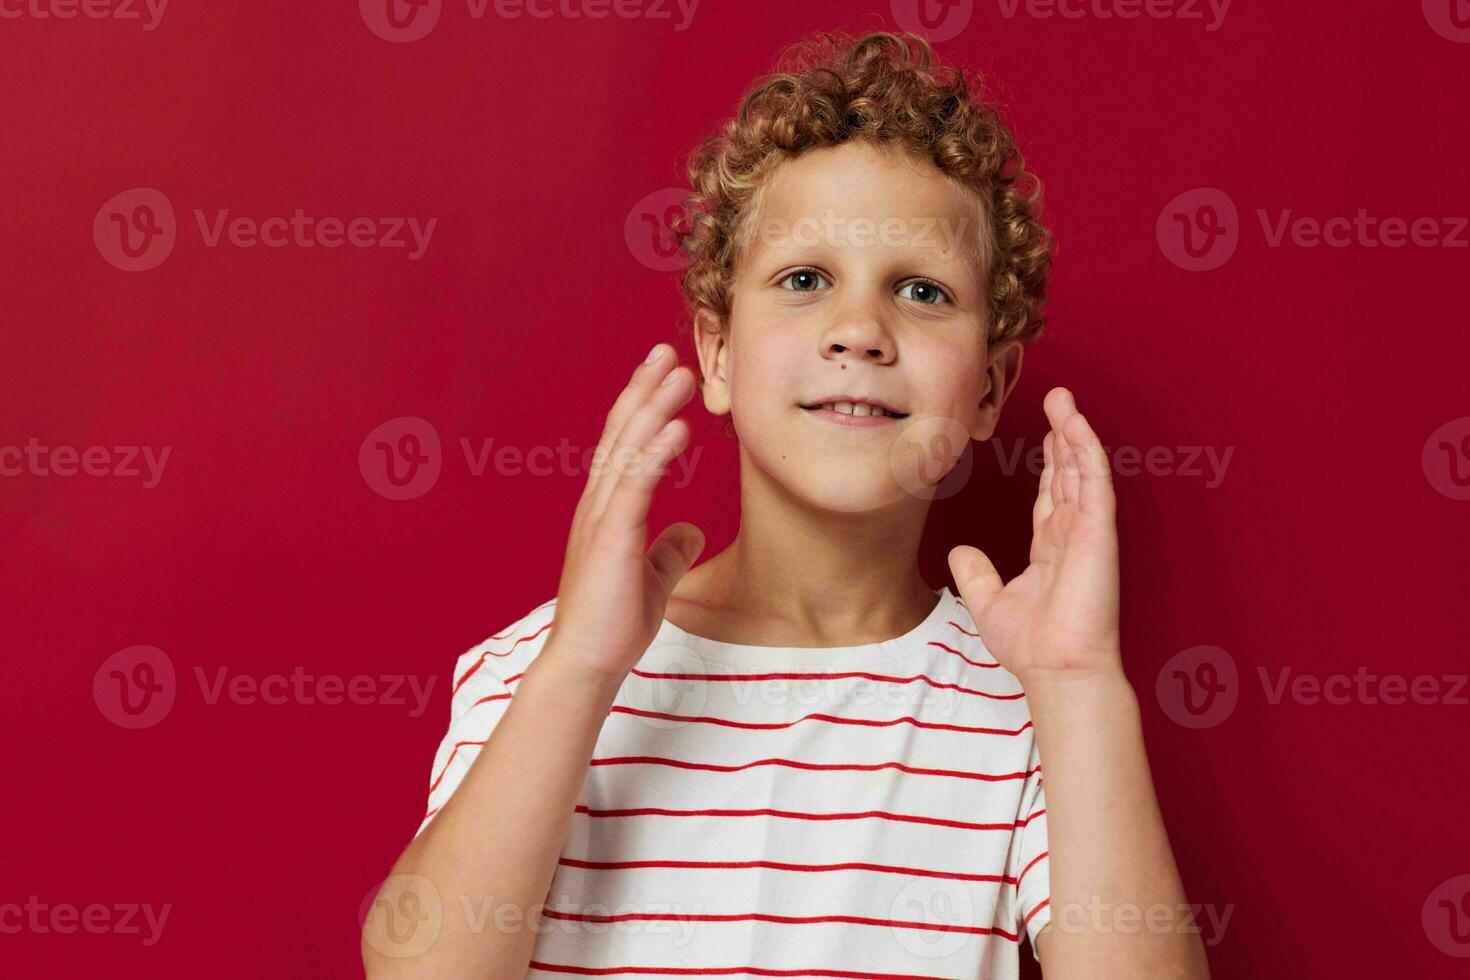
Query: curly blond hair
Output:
[[674, 30, 1052, 348]]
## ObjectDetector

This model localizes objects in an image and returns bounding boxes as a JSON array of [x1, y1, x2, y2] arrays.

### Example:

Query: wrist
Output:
[[1017, 662, 1136, 713], [525, 640, 629, 707]]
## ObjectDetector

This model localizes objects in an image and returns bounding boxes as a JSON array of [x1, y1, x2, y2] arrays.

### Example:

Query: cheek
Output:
[[918, 348, 988, 427]]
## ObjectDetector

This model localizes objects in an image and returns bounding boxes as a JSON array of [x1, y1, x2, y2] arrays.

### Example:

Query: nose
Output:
[[820, 293, 896, 365]]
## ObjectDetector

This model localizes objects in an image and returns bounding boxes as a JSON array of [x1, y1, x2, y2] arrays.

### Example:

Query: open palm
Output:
[[948, 387, 1122, 682]]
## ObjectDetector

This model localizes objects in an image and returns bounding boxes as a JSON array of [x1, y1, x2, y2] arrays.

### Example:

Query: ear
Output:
[[692, 308, 732, 417], [969, 338, 1024, 442]]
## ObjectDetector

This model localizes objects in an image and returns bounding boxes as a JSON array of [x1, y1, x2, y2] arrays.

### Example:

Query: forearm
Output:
[[363, 642, 624, 979], [1023, 667, 1209, 980]]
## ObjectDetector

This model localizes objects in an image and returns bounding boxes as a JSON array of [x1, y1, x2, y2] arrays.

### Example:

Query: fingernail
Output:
[[645, 344, 666, 365], [660, 367, 680, 386]]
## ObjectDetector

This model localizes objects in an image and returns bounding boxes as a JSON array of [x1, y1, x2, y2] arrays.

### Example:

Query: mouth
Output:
[[799, 398, 908, 426]]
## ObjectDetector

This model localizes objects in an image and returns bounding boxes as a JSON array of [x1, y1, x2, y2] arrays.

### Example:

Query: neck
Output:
[[685, 445, 940, 645]]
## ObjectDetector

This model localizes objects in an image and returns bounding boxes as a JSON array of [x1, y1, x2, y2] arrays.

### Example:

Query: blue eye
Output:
[[779, 268, 832, 292], [897, 279, 951, 305]]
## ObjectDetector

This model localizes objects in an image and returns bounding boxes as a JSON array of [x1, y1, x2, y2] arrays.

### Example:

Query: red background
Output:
[[3, 1, 1469, 976]]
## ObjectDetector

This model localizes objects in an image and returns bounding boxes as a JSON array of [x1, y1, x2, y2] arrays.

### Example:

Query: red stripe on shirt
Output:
[[558, 856, 1017, 885], [1016, 851, 1049, 891], [571, 804, 1046, 832], [540, 907, 1019, 942], [609, 705, 1032, 737], [629, 669, 1024, 701], [528, 962, 958, 979], [590, 756, 1041, 783], [925, 640, 1001, 669], [452, 620, 554, 695]]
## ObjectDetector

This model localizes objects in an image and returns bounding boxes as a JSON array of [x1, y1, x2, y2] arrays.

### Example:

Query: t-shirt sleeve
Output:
[[1011, 737, 1051, 961], [412, 598, 558, 839]]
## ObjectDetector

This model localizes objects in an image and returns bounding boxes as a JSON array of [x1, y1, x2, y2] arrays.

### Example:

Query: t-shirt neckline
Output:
[[650, 585, 960, 671]]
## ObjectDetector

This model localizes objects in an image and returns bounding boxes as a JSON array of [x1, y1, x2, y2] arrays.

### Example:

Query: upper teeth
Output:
[[816, 401, 895, 417]]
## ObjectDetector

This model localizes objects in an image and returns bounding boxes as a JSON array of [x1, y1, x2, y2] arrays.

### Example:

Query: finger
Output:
[[601, 415, 693, 532], [590, 365, 697, 520], [1035, 430, 1056, 528], [1044, 387, 1082, 505], [1063, 410, 1116, 519], [947, 544, 1003, 615], [581, 344, 683, 515], [647, 521, 707, 597]]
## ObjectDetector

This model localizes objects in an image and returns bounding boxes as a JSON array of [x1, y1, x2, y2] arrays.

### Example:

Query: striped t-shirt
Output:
[[416, 585, 1051, 979]]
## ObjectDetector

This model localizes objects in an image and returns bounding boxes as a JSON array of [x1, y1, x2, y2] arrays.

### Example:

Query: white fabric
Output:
[[416, 585, 1051, 978]]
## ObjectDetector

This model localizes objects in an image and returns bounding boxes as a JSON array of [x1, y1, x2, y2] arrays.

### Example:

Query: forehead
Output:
[[744, 141, 984, 267]]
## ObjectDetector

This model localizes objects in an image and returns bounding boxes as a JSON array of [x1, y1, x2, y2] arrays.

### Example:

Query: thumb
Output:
[[947, 544, 1003, 614], [647, 521, 706, 594]]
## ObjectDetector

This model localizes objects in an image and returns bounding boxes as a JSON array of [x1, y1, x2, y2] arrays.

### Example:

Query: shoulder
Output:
[[449, 596, 560, 708]]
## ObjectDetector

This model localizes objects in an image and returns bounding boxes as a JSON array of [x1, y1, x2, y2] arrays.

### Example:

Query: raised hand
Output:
[[548, 342, 706, 679], [947, 387, 1122, 683]]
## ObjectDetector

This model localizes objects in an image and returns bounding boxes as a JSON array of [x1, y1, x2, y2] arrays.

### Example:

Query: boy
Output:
[[363, 31, 1209, 980]]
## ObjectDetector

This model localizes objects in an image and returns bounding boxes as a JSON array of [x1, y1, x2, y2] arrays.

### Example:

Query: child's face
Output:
[[694, 140, 1023, 514]]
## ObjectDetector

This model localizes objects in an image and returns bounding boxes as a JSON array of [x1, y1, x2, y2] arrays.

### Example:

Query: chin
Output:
[[785, 466, 915, 515]]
